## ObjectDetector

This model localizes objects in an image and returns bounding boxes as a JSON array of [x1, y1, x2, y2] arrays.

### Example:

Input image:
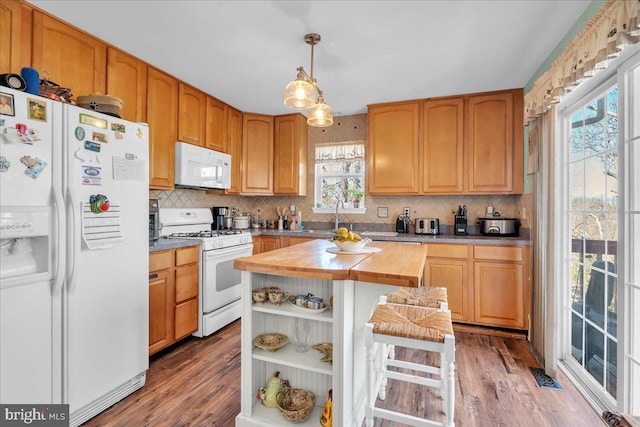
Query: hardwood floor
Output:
[[82, 320, 605, 427]]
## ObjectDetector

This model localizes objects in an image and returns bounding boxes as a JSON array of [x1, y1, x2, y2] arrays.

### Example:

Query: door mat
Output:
[[530, 367, 564, 391]]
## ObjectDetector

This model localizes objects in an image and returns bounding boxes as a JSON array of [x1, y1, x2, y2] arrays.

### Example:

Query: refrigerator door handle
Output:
[[52, 187, 66, 295], [66, 189, 80, 293]]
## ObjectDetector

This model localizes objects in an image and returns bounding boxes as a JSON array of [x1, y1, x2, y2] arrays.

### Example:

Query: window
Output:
[[312, 141, 365, 213]]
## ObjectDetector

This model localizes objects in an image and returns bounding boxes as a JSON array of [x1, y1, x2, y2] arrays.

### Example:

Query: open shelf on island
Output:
[[252, 343, 333, 375], [251, 302, 333, 323]]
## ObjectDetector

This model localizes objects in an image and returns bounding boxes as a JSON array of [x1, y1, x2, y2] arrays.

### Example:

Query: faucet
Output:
[[334, 200, 344, 231]]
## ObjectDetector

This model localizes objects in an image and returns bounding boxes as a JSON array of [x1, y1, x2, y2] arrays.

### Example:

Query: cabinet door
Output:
[[421, 98, 464, 193], [425, 258, 470, 321], [473, 261, 524, 328], [367, 102, 420, 194], [147, 67, 178, 190], [261, 236, 280, 252], [149, 269, 174, 355], [178, 83, 206, 146], [32, 11, 106, 96], [0, 0, 32, 75], [242, 113, 274, 194], [175, 298, 198, 340], [106, 47, 147, 122], [467, 92, 516, 193], [205, 96, 228, 153], [226, 107, 242, 194], [274, 114, 308, 195]]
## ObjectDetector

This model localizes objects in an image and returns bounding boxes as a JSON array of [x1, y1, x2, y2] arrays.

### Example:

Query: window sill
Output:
[[312, 207, 367, 215]]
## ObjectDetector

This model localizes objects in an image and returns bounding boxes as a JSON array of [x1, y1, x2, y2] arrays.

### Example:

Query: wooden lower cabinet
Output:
[[424, 242, 530, 330], [148, 245, 199, 355], [260, 236, 280, 253], [148, 268, 173, 355]]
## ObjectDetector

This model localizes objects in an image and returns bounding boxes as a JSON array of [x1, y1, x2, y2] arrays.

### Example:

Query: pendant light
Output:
[[283, 33, 334, 127]]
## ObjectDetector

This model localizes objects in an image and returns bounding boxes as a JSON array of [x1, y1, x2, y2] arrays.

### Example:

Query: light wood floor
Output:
[[82, 320, 605, 427]]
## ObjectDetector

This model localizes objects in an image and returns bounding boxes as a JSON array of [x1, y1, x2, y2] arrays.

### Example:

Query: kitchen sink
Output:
[[360, 231, 399, 237]]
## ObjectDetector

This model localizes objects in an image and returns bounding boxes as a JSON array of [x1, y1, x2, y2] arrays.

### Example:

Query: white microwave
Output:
[[174, 142, 231, 190]]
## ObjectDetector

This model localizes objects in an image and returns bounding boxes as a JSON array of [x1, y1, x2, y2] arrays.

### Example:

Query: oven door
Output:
[[202, 244, 253, 314]]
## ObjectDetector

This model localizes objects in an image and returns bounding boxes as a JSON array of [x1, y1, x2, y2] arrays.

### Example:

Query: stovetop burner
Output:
[[169, 231, 217, 238], [168, 229, 246, 239]]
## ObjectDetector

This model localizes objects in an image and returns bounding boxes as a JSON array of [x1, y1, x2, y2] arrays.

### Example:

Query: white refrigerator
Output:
[[0, 87, 149, 426]]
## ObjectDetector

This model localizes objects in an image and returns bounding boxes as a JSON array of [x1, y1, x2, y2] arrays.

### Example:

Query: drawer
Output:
[[175, 298, 198, 339], [474, 245, 524, 262], [176, 245, 199, 266], [175, 264, 198, 303], [424, 243, 469, 259], [149, 250, 173, 271]]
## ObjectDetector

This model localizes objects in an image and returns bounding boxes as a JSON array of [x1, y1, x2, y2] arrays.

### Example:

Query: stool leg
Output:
[[365, 323, 375, 427], [378, 342, 387, 401], [444, 335, 456, 427]]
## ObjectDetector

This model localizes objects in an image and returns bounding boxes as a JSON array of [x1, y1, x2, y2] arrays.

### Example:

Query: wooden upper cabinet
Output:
[[421, 97, 464, 193], [274, 114, 308, 195], [106, 47, 147, 123], [0, 0, 32, 74], [178, 83, 206, 147], [147, 67, 178, 190], [226, 107, 242, 194], [32, 11, 106, 97], [367, 102, 420, 194], [241, 113, 274, 195], [467, 90, 523, 194], [205, 96, 228, 153]]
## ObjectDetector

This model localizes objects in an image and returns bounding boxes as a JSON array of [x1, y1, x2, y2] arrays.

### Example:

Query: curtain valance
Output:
[[524, 0, 639, 125], [315, 141, 365, 161]]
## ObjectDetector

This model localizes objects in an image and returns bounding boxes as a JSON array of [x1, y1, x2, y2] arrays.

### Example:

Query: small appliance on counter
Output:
[[454, 204, 468, 235], [149, 198, 161, 241], [415, 218, 439, 235], [211, 206, 229, 230], [477, 215, 521, 236], [396, 215, 410, 233]]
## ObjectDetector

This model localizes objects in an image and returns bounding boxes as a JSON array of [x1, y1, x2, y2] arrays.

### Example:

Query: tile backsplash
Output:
[[152, 113, 530, 231]]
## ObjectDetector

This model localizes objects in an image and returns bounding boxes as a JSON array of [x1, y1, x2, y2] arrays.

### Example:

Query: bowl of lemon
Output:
[[332, 228, 371, 252]]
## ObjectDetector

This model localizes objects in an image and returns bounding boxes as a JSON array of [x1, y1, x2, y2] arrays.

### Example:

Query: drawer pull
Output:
[[149, 273, 158, 280]]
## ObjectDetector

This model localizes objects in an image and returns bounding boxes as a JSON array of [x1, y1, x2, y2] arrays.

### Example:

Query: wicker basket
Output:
[[253, 333, 288, 352], [77, 94, 123, 118], [276, 387, 316, 423]]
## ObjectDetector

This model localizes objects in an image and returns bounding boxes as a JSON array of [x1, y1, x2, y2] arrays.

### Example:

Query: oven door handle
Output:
[[204, 244, 253, 259]]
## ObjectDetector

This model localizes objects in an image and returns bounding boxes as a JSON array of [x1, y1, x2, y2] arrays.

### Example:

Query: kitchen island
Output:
[[234, 239, 427, 427]]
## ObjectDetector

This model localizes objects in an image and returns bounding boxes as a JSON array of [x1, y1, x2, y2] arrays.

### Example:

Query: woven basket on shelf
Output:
[[276, 387, 316, 423], [253, 333, 288, 352], [77, 93, 123, 118]]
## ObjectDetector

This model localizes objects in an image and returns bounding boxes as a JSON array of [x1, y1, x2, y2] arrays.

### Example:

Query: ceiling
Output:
[[29, 0, 592, 117]]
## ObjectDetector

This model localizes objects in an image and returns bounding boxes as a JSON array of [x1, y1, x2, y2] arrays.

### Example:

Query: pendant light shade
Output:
[[283, 33, 334, 127], [307, 94, 333, 127], [284, 71, 315, 109]]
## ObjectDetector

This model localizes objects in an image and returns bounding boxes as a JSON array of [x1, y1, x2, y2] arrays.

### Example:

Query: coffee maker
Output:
[[211, 206, 229, 230]]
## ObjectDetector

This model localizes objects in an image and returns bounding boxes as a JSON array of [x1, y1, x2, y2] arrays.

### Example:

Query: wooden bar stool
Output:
[[364, 297, 455, 427]]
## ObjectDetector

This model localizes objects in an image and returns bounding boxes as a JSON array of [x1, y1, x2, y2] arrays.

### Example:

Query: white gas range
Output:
[[160, 208, 253, 337]]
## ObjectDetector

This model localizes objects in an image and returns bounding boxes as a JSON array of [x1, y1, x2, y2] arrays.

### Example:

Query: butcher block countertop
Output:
[[234, 239, 426, 287]]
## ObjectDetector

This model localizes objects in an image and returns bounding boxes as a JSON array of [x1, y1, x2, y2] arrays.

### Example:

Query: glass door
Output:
[[619, 49, 640, 414], [563, 82, 619, 406]]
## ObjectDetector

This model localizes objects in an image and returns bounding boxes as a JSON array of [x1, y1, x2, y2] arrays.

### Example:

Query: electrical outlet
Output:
[[403, 207, 410, 217]]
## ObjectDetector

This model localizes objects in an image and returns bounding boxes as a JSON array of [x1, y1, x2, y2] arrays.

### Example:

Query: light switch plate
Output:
[[377, 207, 388, 218]]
